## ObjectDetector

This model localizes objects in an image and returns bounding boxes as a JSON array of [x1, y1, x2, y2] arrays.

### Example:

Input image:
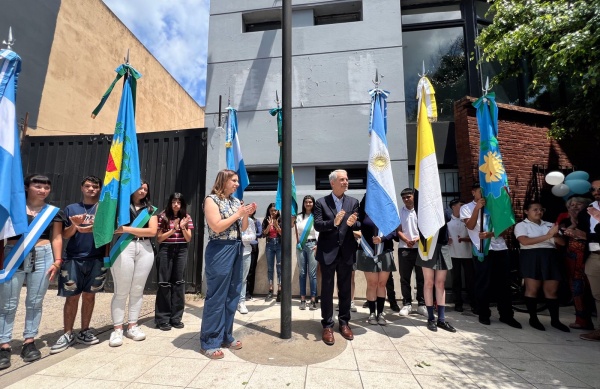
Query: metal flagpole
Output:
[[280, 0, 292, 339]]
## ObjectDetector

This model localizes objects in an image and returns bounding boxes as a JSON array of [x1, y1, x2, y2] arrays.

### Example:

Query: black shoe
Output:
[[171, 321, 185, 329], [499, 317, 522, 329], [0, 347, 11, 370], [267, 291, 273, 300], [529, 318, 546, 331], [20, 342, 41, 363], [276, 294, 281, 303], [390, 302, 401, 312], [551, 320, 570, 332], [437, 321, 457, 333], [157, 322, 172, 331], [479, 317, 491, 325], [454, 304, 464, 313], [362, 301, 368, 308], [427, 320, 438, 332]]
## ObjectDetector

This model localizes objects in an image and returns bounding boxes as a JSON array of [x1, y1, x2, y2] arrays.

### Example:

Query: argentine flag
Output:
[[0, 49, 27, 239], [365, 88, 400, 236], [225, 106, 249, 200]]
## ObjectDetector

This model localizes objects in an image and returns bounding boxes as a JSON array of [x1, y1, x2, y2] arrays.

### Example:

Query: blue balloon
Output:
[[564, 179, 591, 194], [566, 171, 590, 181]]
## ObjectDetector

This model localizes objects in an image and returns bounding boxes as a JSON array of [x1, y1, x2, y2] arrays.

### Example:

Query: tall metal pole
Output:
[[280, 0, 293, 339]]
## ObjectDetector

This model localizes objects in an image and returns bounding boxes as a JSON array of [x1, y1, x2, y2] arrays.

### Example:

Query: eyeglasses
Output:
[[590, 187, 600, 192]]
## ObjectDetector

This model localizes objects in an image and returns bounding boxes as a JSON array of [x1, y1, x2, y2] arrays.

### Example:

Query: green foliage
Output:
[[476, 0, 600, 139]]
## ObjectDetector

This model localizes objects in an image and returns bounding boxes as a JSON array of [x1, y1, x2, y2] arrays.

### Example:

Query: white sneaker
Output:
[[417, 305, 428, 317], [109, 329, 123, 347], [125, 325, 146, 341], [377, 313, 388, 326], [368, 313, 378, 325], [399, 304, 412, 316], [238, 302, 248, 314], [350, 301, 357, 312], [50, 332, 75, 354]]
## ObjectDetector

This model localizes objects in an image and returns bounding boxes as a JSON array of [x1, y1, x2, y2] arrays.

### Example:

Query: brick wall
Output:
[[454, 96, 595, 225]]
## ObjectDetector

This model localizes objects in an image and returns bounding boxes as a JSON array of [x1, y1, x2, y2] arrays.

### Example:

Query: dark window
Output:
[[315, 167, 367, 191], [245, 170, 278, 191], [245, 20, 282, 33], [402, 4, 461, 25], [315, 12, 361, 26]]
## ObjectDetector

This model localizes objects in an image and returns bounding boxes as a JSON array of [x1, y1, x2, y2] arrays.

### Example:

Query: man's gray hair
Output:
[[329, 169, 347, 182]]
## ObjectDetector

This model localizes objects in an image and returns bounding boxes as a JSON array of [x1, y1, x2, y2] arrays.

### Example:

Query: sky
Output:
[[102, 0, 210, 106]]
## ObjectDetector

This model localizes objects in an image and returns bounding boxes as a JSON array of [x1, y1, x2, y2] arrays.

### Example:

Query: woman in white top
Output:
[[295, 195, 319, 310], [514, 202, 566, 332]]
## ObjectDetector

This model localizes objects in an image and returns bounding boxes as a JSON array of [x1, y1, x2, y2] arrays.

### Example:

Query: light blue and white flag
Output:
[[365, 88, 400, 236], [0, 49, 27, 239], [225, 106, 249, 200]]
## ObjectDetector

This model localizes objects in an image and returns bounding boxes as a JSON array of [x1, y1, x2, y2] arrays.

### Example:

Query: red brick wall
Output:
[[454, 97, 577, 223]]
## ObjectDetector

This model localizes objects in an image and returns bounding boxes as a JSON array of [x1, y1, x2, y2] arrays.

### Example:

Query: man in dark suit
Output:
[[314, 169, 360, 345]]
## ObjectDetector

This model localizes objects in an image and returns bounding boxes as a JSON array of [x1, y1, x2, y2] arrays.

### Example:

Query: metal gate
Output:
[[20, 128, 208, 292]]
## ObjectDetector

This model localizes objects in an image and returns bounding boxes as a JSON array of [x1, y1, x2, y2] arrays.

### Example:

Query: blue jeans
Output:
[[200, 240, 243, 350], [265, 238, 282, 286], [297, 241, 317, 297], [239, 251, 251, 303], [0, 244, 53, 343]]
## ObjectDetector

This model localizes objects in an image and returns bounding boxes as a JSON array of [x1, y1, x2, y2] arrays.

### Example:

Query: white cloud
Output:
[[102, 0, 209, 106]]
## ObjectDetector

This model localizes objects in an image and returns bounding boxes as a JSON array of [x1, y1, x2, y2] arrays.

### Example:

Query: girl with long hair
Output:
[[262, 203, 282, 301], [295, 195, 319, 310]]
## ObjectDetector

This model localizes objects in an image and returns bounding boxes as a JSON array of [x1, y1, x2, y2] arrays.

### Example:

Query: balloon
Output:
[[565, 179, 591, 194], [551, 183, 570, 197], [545, 171, 564, 186], [566, 171, 589, 181]]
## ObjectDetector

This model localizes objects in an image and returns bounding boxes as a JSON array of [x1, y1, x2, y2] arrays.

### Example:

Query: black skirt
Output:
[[416, 243, 450, 270], [519, 248, 561, 281], [356, 250, 397, 272]]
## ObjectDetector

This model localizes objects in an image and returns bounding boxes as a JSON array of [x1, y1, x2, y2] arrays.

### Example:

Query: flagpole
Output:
[[280, 0, 293, 340]]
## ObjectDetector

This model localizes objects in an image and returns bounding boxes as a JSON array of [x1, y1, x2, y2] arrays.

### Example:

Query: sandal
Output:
[[200, 348, 224, 359], [221, 340, 242, 350]]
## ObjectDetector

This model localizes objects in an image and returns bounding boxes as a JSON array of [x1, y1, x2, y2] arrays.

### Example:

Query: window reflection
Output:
[[403, 27, 468, 122], [402, 5, 461, 24]]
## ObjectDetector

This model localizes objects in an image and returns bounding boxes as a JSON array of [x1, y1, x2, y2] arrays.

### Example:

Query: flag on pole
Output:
[[0, 49, 27, 239], [92, 64, 142, 248], [414, 77, 445, 260], [365, 87, 400, 236], [269, 106, 298, 215], [225, 106, 249, 200], [474, 93, 515, 236]]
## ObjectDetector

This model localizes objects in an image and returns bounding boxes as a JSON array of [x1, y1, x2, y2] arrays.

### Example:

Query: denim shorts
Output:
[[58, 257, 107, 296]]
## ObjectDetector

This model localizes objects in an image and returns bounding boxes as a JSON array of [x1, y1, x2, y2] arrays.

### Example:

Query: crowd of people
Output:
[[1, 170, 599, 366]]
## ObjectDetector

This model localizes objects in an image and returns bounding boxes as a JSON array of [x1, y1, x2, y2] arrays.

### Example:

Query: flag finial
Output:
[[482, 76, 490, 95], [373, 69, 382, 88], [2, 27, 15, 50], [275, 90, 280, 107], [124, 48, 130, 65], [418, 61, 428, 77]]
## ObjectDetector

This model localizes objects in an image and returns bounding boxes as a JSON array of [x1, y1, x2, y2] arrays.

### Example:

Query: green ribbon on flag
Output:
[[91, 64, 141, 119], [104, 206, 157, 267]]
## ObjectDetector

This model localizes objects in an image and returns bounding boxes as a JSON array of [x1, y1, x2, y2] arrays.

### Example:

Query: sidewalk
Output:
[[2, 293, 600, 389]]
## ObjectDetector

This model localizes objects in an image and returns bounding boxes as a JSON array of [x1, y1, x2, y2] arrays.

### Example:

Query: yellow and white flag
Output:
[[414, 77, 445, 260]]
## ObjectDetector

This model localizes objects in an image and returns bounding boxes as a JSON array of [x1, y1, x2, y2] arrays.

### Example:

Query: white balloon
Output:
[[545, 171, 565, 186], [551, 183, 570, 197]]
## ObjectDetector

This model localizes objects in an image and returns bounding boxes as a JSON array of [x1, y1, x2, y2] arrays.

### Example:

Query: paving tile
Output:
[[497, 358, 590, 387], [391, 335, 440, 354], [305, 367, 363, 389], [134, 356, 208, 386], [402, 351, 466, 377], [432, 338, 492, 359], [354, 349, 409, 373], [310, 342, 358, 371], [475, 379, 533, 389], [382, 321, 427, 338], [5, 374, 78, 389], [457, 357, 526, 383], [547, 361, 600, 388], [349, 324, 397, 350], [515, 343, 600, 364], [125, 383, 182, 389], [243, 365, 307, 389], [474, 340, 541, 360], [37, 349, 111, 378], [533, 385, 590, 389], [413, 374, 479, 388], [186, 360, 256, 388], [359, 370, 421, 389], [137, 322, 198, 339], [119, 335, 188, 356], [64, 378, 130, 389], [84, 354, 163, 382]]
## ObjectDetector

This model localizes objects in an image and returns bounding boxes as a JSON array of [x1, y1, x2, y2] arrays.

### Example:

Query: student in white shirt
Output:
[[447, 199, 474, 313], [514, 202, 567, 332]]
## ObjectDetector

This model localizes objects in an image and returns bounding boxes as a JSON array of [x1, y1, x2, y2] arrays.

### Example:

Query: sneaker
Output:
[[368, 313, 378, 325], [417, 305, 428, 317], [126, 325, 146, 341], [399, 304, 412, 316], [580, 329, 600, 342], [76, 329, 100, 345], [238, 302, 249, 314], [50, 332, 75, 354], [266, 290, 273, 300], [309, 300, 318, 310], [0, 347, 11, 370], [299, 300, 307, 310], [20, 342, 41, 362], [350, 301, 357, 312], [377, 313, 388, 326], [109, 329, 124, 347], [390, 302, 401, 312]]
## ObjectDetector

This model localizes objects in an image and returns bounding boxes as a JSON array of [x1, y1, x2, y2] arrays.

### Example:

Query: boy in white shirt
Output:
[[447, 199, 474, 313]]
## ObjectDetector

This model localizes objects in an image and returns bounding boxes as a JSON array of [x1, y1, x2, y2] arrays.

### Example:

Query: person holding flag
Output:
[[0, 175, 64, 369]]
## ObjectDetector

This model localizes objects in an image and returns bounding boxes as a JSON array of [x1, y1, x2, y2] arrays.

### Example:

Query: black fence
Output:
[[20, 128, 208, 292]]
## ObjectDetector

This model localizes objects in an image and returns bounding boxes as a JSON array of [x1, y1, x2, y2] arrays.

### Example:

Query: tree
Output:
[[476, 0, 600, 139]]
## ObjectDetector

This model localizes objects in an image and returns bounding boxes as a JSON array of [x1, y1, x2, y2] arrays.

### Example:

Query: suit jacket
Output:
[[314, 193, 360, 265]]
